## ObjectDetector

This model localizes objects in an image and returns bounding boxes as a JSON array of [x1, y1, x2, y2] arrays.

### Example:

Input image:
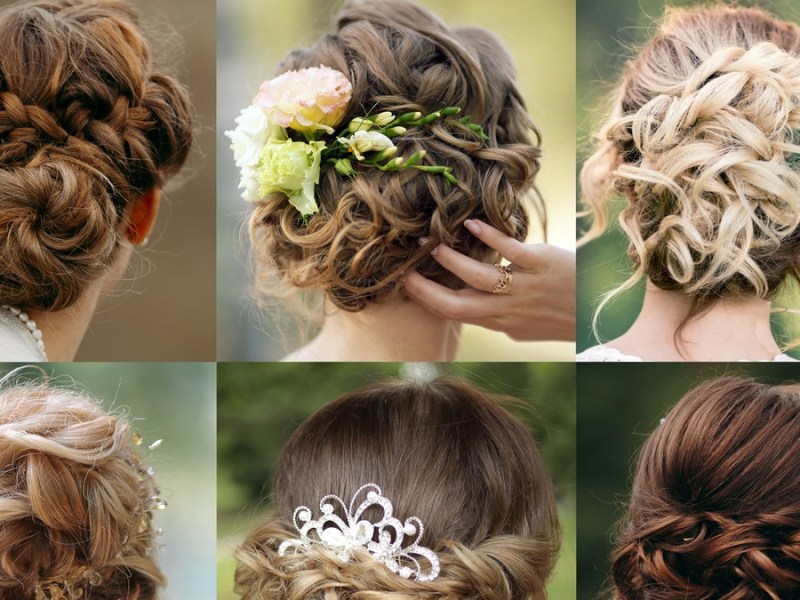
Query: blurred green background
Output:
[[577, 363, 800, 600], [0, 362, 216, 600], [576, 0, 800, 355], [216, 362, 576, 599], [217, 0, 575, 361]]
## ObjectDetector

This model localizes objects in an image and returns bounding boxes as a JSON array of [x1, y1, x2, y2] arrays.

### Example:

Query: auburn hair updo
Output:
[[250, 0, 543, 311], [235, 377, 560, 600], [612, 377, 800, 600], [0, 0, 193, 312]]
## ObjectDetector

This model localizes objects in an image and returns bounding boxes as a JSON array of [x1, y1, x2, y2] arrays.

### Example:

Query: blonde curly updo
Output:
[[0, 379, 164, 599], [581, 6, 800, 320], [612, 378, 800, 599], [250, 0, 542, 311], [0, 0, 193, 312], [235, 378, 560, 600]]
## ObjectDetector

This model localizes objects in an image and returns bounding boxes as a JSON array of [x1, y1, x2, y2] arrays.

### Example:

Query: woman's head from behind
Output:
[[0, 0, 193, 312], [249, 0, 541, 312], [0, 378, 164, 599], [612, 377, 800, 599], [582, 6, 800, 323], [235, 377, 560, 599]]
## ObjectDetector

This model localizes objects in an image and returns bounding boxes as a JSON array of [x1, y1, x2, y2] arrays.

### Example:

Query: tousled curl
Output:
[[612, 377, 800, 599], [250, 0, 542, 311], [0, 379, 164, 599], [0, 0, 193, 311], [580, 6, 800, 331]]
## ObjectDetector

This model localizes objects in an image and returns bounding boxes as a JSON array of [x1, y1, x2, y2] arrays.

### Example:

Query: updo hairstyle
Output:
[[581, 7, 800, 322], [0, 0, 193, 312], [0, 379, 164, 599], [612, 377, 800, 599], [250, 0, 543, 311], [235, 377, 560, 600]]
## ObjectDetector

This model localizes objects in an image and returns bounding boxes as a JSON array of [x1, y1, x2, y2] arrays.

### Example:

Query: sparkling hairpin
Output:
[[278, 483, 441, 582]]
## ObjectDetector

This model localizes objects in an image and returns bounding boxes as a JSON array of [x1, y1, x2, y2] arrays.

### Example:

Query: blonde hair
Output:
[[0, 378, 164, 599], [234, 377, 560, 600], [250, 0, 543, 312], [580, 6, 800, 332], [0, 0, 193, 311]]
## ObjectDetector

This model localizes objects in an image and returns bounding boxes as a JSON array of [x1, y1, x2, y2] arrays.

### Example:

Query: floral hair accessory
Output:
[[226, 65, 488, 217], [278, 483, 441, 582]]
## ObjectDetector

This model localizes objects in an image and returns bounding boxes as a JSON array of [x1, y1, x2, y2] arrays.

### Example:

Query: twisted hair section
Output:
[[0, 381, 164, 599], [250, 0, 542, 311], [579, 7, 800, 332], [0, 0, 193, 311], [234, 377, 560, 599], [611, 377, 800, 600]]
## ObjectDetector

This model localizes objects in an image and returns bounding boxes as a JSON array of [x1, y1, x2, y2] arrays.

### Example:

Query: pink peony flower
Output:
[[254, 66, 352, 136]]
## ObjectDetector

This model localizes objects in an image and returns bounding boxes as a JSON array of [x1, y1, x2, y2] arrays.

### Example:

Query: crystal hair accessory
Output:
[[226, 65, 488, 218], [278, 483, 441, 582]]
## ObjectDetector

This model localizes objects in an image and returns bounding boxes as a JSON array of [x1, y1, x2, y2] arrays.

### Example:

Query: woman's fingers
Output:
[[430, 244, 510, 293], [401, 271, 504, 321], [464, 219, 542, 270]]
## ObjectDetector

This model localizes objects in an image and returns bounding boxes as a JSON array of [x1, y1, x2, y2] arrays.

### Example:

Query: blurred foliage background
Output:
[[576, 0, 800, 356], [217, 0, 575, 361], [217, 362, 576, 599], [577, 363, 800, 600], [0, 362, 216, 600]]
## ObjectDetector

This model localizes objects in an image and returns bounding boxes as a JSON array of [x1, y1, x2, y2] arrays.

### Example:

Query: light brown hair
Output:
[[0, 0, 193, 311], [235, 377, 560, 599], [611, 377, 800, 599], [580, 6, 800, 332], [0, 380, 164, 599], [250, 0, 543, 312]]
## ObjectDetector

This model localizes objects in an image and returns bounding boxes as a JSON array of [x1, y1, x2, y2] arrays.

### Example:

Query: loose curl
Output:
[[579, 6, 800, 333], [250, 0, 543, 311], [611, 377, 800, 600], [234, 377, 560, 599], [0, 378, 164, 599], [0, 0, 193, 311]]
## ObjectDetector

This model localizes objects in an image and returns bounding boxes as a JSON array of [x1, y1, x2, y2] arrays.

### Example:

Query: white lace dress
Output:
[[0, 309, 46, 361], [576, 344, 798, 362]]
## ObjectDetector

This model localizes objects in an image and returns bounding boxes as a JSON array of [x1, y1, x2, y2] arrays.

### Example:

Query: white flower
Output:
[[256, 140, 326, 216], [225, 105, 286, 202], [337, 130, 396, 161]]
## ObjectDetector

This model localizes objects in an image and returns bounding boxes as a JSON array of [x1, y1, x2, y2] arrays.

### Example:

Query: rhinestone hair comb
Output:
[[278, 483, 441, 581]]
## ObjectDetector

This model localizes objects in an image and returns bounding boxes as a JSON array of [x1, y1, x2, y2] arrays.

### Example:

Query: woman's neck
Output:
[[608, 283, 781, 361], [287, 297, 461, 361], [27, 285, 103, 362]]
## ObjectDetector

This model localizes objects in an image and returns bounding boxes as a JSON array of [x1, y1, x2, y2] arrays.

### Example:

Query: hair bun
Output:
[[0, 384, 164, 599]]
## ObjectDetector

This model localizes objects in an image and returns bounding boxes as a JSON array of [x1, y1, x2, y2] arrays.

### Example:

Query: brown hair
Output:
[[235, 377, 560, 599], [250, 0, 542, 311], [611, 377, 800, 599], [0, 380, 164, 599], [0, 0, 193, 311], [580, 6, 800, 333]]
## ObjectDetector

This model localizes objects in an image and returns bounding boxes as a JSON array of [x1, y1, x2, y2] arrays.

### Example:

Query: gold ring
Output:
[[491, 264, 513, 295]]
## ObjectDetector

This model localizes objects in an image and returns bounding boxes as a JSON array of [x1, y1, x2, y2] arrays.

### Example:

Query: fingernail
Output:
[[464, 219, 481, 235], [418, 237, 430, 246], [430, 244, 439, 257]]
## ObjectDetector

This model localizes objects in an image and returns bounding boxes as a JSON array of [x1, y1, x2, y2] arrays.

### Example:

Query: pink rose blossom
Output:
[[254, 66, 352, 135]]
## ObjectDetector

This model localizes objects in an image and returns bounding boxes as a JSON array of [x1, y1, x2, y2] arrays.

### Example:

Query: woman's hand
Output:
[[401, 219, 576, 341]]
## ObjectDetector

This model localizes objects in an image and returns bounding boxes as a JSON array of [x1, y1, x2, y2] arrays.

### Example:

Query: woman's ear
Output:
[[125, 188, 161, 245]]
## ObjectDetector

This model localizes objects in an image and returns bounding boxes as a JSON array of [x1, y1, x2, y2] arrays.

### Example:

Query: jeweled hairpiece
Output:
[[278, 483, 441, 582]]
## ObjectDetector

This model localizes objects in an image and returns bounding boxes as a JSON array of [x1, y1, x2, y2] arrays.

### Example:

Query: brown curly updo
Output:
[[0, 0, 193, 312], [612, 377, 800, 600], [581, 6, 800, 325], [235, 377, 560, 600], [0, 379, 164, 599], [250, 0, 542, 311]]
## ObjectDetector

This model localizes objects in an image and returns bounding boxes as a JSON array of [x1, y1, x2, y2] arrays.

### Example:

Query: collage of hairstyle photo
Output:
[[0, 0, 797, 599]]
